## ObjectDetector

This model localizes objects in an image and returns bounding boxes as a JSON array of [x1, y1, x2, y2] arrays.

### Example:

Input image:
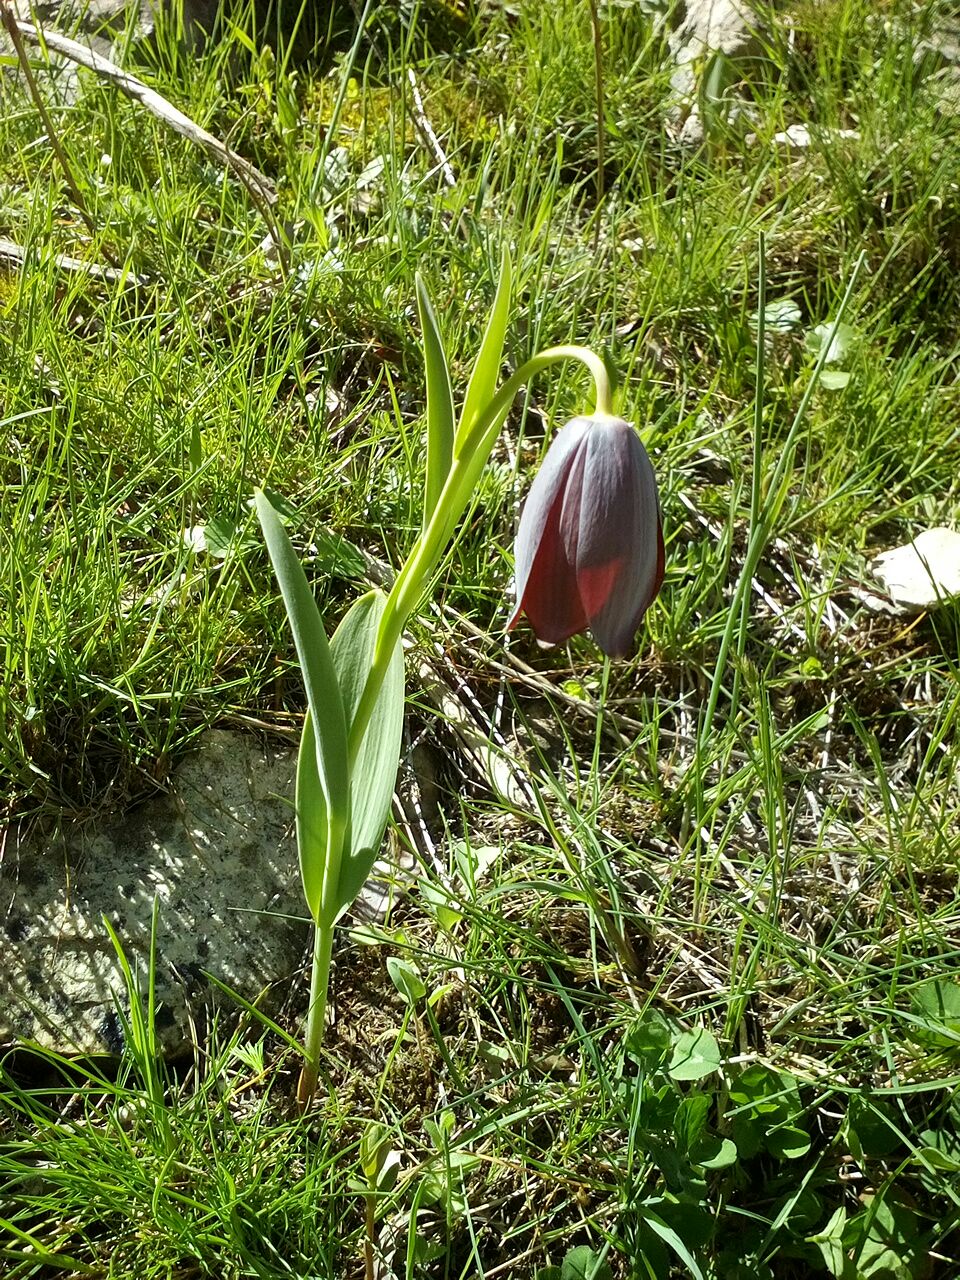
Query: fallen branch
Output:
[[11, 17, 286, 267], [406, 68, 456, 189], [0, 2, 109, 256], [0, 234, 146, 286]]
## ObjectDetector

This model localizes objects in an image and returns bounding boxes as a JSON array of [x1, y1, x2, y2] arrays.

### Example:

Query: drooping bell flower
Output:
[[508, 414, 664, 658]]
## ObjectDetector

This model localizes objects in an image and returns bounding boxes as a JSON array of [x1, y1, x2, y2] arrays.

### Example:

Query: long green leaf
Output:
[[255, 490, 349, 922], [416, 274, 455, 533], [328, 590, 405, 921], [295, 713, 332, 922], [638, 1205, 706, 1280], [455, 250, 512, 455]]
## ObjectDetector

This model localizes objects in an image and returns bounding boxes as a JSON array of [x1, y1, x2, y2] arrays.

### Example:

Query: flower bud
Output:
[[509, 415, 664, 657]]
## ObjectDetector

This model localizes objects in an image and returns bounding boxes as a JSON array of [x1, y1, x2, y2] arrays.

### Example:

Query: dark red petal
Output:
[[510, 446, 588, 643], [572, 418, 663, 657], [593, 514, 664, 657], [510, 419, 592, 643]]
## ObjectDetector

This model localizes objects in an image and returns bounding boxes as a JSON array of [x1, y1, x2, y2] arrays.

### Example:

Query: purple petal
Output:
[[510, 414, 664, 656], [509, 418, 591, 642], [573, 418, 663, 657]]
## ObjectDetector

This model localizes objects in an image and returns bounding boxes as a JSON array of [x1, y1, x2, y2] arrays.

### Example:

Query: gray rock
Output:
[[669, 0, 758, 81], [871, 528, 960, 613], [666, 0, 765, 138], [0, 730, 309, 1056], [8, 0, 214, 42]]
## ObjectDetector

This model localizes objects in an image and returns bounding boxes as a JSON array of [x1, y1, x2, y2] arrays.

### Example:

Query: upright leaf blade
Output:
[[329, 590, 405, 921], [455, 251, 512, 455], [417, 275, 455, 532], [255, 489, 349, 921], [295, 712, 332, 921], [636, 1206, 706, 1280]]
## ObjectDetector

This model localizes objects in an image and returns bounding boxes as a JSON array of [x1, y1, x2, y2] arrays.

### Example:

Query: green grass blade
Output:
[[328, 590, 405, 921], [0, 1214, 96, 1273], [254, 489, 349, 923], [638, 1206, 707, 1280], [456, 250, 512, 454], [416, 273, 455, 533]]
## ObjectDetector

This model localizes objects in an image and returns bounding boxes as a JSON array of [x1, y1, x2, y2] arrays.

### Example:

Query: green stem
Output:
[[699, 249, 865, 750], [730, 231, 767, 720], [298, 919, 334, 1107], [588, 0, 606, 225], [346, 344, 613, 767], [590, 656, 611, 810]]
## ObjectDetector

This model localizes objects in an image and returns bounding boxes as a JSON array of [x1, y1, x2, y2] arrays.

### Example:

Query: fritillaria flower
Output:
[[508, 414, 664, 658]]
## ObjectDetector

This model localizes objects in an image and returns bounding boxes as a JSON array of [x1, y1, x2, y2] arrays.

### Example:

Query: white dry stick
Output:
[[0, 234, 146, 285], [406, 68, 456, 188], [13, 20, 280, 235]]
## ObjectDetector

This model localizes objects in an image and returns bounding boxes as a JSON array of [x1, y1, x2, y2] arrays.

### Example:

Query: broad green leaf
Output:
[[360, 1121, 399, 1190], [819, 369, 851, 391], [667, 1027, 722, 1081], [419, 878, 463, 932], [256, 490, 348, 923], [808, 1206, 846, 1278], [805, 320, 856, 363], [560, 1246, 613, 1280], [756, 298, 802, 333], [850, 1199, 920, 1280], [692, 1135, 738, 1170], [912, 977, 960, 1024], [416, 274, 455, 532], [456, 250, 512, 454], [726, 1064, 802, 1159], [424, 1110, 456, 1148], [766, 1123, 812, 1160], [624, 1008, 675, 1067], [728, 1064, 800, 1117], [675, 1092, 711, 1153], [915, 1142, 960, 1173], [387, 956, 426, 1005], [907, 978, 960, 1049], [328, 590, 405, 920], [202, 513, 242, 558], [846, 1094, 900, 1159], [296, 715, 334, 923], [360, 1121, 389, 1180]]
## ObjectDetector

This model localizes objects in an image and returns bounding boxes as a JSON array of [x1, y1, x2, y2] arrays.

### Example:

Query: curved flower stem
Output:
[[346, 345, 613, 766]]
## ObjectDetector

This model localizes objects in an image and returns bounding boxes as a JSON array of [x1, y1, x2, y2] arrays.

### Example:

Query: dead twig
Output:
[[0, 234, 146, 285], [0, 3, 117, 262], [11, 17, 288, 273], [406, 68, 456, 189]]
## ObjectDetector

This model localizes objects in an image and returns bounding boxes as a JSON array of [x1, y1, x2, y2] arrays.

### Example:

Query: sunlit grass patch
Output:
[[2, 0, 960, 1274]]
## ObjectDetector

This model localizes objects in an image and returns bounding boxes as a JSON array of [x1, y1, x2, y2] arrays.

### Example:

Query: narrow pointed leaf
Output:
[[295, 711, 333, 922], [328, 590, 405, 921], [636, 1207, 706, 1280], [456, 251, 512, 454], [417, 275, 455, 531], [255, 489, 349, 922]]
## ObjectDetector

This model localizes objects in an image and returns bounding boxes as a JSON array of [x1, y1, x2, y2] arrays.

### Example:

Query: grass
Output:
[[2, 0, 960, 1275]]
